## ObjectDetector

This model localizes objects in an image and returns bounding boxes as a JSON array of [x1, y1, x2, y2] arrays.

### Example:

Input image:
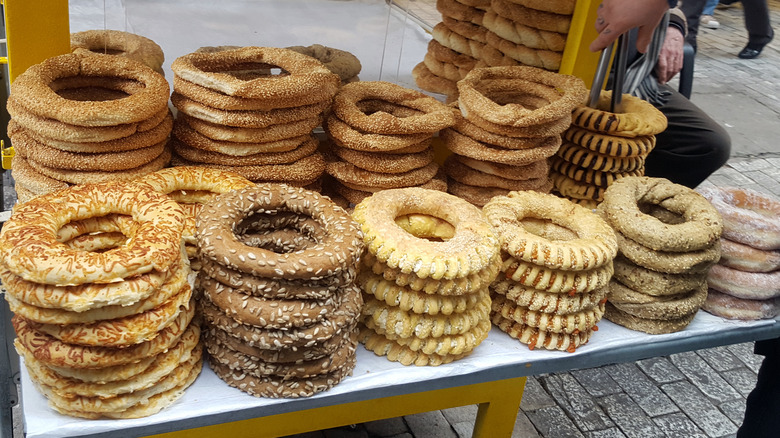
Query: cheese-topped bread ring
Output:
[[171, 46, 340, 107], [600, 177, 723, 252], [11, 51, 169, 127], [352, 187, 500, 282], [132, 165, 255, 196], [332, 81, 455, 135], [484, 191, 618, 271], [457, 66, 587, 129], [0, 182, 184, 285], [572, 90, 668, 138]]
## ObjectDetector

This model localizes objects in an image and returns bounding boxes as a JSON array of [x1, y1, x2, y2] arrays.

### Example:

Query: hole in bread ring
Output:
[[352, 187, 500, 281], [484, 191, 618, 271], [10, 52, 169, 127]]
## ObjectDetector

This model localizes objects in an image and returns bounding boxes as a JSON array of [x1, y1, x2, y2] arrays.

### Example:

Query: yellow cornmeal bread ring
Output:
[[564, 126, 656, 158], [490, 313, 592, 353], [171, 46, 340, 105], [603, 301, 696, 335], [364, 317, 491, 356], [556, 140, 646, 172], [492, 294, 605, 335], [551, 157, 643, 188], [0, 182, 184, 285], [352, 187, 500, 282], [491, 280, 608, 314], [359, 271, 481, 316], [457, 66, 586, 128], [10, 51, 169, 127], [12, 305, 194, 369], [615, 232, 722, 275], [501, 255, 614, 294], [332, 81, 455, 135], [197, 184, 363, 279], [612, 254, 707, 297], [551, 171, 606, 201], [358, 326, 467, 366], [483, 191, 618, 271], [70, 29, 165, 74], [361, 290, 490, 338], [600, 176, 723, 252], [571, 90, 668, 138], [608, 280, 708, 320]]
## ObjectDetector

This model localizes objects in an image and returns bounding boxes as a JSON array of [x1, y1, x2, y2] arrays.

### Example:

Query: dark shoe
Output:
[[738, 46, 763, 59]]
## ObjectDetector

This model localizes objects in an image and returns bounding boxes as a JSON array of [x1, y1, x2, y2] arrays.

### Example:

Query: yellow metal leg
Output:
[[559, 0, 604, 88], [147, 377, 527, 438]]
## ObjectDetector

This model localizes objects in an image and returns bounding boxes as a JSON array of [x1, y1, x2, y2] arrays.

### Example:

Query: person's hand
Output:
[[655, 26, 685, 84], [590, 0, 670, 53]]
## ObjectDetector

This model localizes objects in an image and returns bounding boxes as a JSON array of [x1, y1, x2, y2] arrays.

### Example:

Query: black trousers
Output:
[[737, 337, 780, 437], [722, 0, 774, 45], [644, 84, 732, 188]]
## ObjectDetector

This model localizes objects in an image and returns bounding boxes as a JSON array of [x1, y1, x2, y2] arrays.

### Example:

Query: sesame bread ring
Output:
[[358, 326, 468, 366], [330, 143, 434, 174], [172, 46, 339, 103], [353, 187, 500, 282], [511, 0, 576, 14], [327, 160, 439, 189], [362, 291, 490, 338], [702, 289, 780, 320], [325, 114, 433, 152], [364, 317, 491, 356], [412, 62, 459, 97], [181, 114, 321, 143], [12, 304, 194, 369], [432, 23, 486, 60], [197, 184, 363, 279], [492, 294, 605, 334], [427, 39, 479, 69], [172, 135, 318, 166], [603, 301, 695, 334], [564, 127, 656, 158], [600, 177, 723, 252], [171, 92, 329, 129], [332, 81, 455, 135], [490, 313, 592, 353], [0, 182, 184, 285], [7, 112, 173, 154], [170, 151, 324, 184], [551, 172, 606, 201], [27, 146, 171, 185], [572, 90, 668, 138], [491, 0, 572, 33], [442, 15, 489, 43], [483, 10, 567, 51], [451, 108, 569, 146], [556, 140, 646, 173], [359, 271, 481, 316], [70, 29, 165, 75], [9, 155, 70, 195], [719, 238, 780, 273], [551, 157, 643, 188], [707, 263, 780, 300], [484, 191, 618, 271], [484, 31, 563, 71], [697, 186, 780, 250], [436, 0, 487, 25], [173, 118, 307, 156], [454, 155, 549, 180], [501, 255, 614, 294], [608, 280, 708, 320], [612, 254, 707, 297], [285, 44, 362, 82], [490, 280, 608, 314], [422, 54, 469, 84], [10, 51, 169, 127], [444, 155, 548, 190], [442, 179, 498, 207], [457, 66, 586, 129], [441, 128, 561, 166], [615, 232, 721, 275], [332, 176, 448, 206]]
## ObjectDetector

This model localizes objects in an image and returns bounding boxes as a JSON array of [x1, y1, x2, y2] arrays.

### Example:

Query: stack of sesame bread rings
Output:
[[553, 90, 668, 209], [353, 187, 501, 366], [70, 29, 166, 76], [483, 190, 618, 352], [0, 182, 200, 419], [169, 46, 339, 191], [7, 51, 173, 203], [440, 65, 588, 206], [598, 177, 723, 334], [195, 184, 365, 397], [323, 81, 455, 206], [697, 186, 780, 320]]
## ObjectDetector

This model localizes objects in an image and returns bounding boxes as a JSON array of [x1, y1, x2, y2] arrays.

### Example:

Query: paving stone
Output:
[[661, 381, 739, 437], [323, 425, 369, 438], [635, 357, 686, 385], [520, 376, 556, 411], [364, 417, 409, 437], [526, 405, 585, 438], [719, 398, 748, 426], [452, 422, 473, 438], [597, 393, 665, 438], [726, 343, 763, 373], [669, 351, 742, 403], [603, 363, 678, 417], [511, 411, 542, 438], [541, 373, 613, 432], [570, 367, 622, 398], [441, 405, 478, 425], [404, 411, 457, 438], [651, 412, 707, 438], [585, 428, 628, 438], [720, 367, 759, 397], [696, 346, 746, 372]]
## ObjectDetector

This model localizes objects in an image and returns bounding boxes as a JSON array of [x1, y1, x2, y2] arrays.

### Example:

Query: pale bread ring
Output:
[[719, 238, 780, 273], [412, 62, 458, 97], [696, 186, 780, 250], [358, 326, 468, 366], [490, 0, 572, 33], [702, 289, 780, 320], [483, 31, 563, 71], [707, 263, 780, 300], [359, 271, 481, 316], [483, 10, 567, 51], [363, 317, 491, 356]]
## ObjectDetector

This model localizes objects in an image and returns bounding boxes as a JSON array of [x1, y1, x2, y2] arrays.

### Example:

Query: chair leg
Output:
[[678, 42, 696, 99]]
